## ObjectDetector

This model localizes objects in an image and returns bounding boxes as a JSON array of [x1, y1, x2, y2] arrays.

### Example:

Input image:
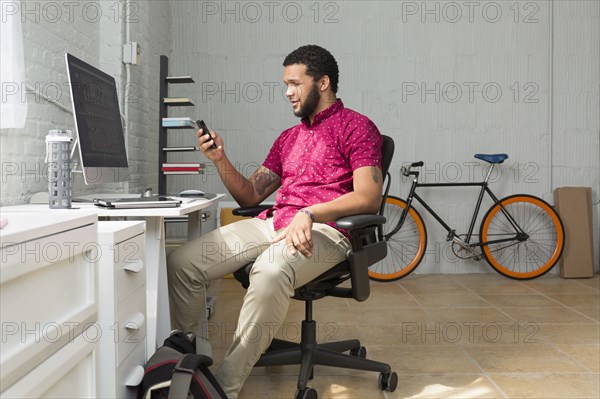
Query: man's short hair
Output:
[[283, 45, 339, 94]]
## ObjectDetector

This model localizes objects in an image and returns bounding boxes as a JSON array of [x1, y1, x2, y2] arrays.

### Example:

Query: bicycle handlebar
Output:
[[402, 161, 424, 177]]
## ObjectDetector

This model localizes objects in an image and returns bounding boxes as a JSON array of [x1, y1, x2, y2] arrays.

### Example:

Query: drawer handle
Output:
[[124, 313, 145, 331], [125, 365, 145, 386], [123, 260, 144, 273]]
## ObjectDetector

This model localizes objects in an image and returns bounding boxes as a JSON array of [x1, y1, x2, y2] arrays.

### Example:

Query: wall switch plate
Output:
[[123, 42, 140, 65]]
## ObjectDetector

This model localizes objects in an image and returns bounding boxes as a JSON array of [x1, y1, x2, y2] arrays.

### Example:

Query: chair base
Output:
[[256, 319, 391, 391]]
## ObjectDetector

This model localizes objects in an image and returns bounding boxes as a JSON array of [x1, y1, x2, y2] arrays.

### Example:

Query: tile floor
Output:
[[207, 273, 599, 399]]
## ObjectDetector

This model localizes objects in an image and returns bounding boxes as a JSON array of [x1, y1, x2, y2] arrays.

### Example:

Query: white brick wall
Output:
[[0, 0, 170, 205]]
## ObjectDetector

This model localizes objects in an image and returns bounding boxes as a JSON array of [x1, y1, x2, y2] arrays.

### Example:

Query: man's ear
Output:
[[319, 75, 331, 92]]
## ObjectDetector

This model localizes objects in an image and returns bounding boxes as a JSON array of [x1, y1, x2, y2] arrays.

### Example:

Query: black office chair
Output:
[[232, 135, 397, 399]]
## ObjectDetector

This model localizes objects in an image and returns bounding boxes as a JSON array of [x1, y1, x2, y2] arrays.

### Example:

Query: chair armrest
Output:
[[232, 205, 274, 217], [335, 214, 386, 231], [336, 214, 387, 301], [233, 209, 386, 231]]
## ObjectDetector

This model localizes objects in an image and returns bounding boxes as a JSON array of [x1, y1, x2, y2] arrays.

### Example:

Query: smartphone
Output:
[[196, 120, 217, 150]]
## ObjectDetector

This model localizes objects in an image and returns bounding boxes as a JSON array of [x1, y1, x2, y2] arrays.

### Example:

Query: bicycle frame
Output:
[[387, 163, 526, 249]]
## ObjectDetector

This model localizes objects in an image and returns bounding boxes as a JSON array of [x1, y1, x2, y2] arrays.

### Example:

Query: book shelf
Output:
[[158, 55, 200, 195]]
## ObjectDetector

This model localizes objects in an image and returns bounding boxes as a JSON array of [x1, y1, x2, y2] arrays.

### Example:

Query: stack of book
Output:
[[162, 146, 199, 152], [161, 162, 205, 175], [166, 76, 194, 84], [163, 97, 195, 106], [162, 117, 196, 128]]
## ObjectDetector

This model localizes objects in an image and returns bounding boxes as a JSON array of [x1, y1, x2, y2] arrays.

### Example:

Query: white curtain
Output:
[[1, 0, 28, 128]]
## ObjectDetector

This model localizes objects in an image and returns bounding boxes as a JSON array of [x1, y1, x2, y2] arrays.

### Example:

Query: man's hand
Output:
[[198, 128, 224, 162], [271, 210, 314, 257]]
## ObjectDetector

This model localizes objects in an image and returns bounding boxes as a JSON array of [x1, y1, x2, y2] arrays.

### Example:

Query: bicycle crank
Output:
[[451, 236, 483, 260]]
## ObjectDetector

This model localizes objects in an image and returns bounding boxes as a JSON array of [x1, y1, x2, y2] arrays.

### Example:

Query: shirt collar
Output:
[[301, 99, 344, 127]]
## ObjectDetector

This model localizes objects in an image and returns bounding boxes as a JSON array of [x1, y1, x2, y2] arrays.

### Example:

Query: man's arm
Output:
[[304, 165, 383, 221], [216, 160, 281, 207], [198, 129, 281, 207], [272, 165, 383, 257]]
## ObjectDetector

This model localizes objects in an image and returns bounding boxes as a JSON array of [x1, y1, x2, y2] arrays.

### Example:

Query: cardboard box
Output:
[[220, 207, 250, 226], [554, 187, 595, 278]]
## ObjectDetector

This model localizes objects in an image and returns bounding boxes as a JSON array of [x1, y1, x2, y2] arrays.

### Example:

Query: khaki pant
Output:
[[167, 217, 351, 398]]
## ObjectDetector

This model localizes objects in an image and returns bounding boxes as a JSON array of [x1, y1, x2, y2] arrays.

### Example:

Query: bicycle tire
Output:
[[369, 196, 427, 281], [480, 194, 565, 280]]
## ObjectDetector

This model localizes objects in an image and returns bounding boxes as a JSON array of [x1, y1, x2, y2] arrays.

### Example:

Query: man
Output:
[[167, 45, 383, 398]]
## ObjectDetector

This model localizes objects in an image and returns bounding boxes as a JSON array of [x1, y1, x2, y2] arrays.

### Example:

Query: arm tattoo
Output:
[[251, 169, 278, 195], [371, 166, 380, 183]]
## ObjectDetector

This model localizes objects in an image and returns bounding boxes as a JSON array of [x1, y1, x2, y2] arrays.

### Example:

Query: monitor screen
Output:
[[65, 53, 129, 184]]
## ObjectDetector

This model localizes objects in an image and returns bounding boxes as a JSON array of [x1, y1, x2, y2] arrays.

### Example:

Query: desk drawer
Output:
[[116, 339, 146, 399], [0, 224, 97, 389], [114, 232, 146, 305], [0, 332, 97, 398], [115, 286, 146, 366]]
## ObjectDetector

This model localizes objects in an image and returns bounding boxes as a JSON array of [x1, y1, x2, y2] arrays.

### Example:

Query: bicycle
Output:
[[369, 154, 565, 281]]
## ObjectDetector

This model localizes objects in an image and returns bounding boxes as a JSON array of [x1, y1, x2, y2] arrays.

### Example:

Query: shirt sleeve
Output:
[[262, 132, 283, 177], [342, 117, 383, 170]]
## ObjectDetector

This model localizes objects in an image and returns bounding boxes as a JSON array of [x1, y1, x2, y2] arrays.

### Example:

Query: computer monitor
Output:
[[65, 53, 129, 184]]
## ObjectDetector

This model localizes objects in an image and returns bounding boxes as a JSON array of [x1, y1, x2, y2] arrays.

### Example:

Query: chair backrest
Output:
[[379, 135, 395, 218], [381, 135, 395, 179]]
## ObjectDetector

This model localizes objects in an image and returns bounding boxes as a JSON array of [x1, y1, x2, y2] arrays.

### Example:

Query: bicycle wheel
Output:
[[480, 194, 565, 279], [369, 196, 427, 281]]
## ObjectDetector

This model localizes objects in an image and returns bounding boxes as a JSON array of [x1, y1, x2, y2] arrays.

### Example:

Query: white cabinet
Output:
[[0, 211, 98, 397], [97, 221, 147, 399]]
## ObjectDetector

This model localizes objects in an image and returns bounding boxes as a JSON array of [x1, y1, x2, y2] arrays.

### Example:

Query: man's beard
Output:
[[294, 82, 320, 119]]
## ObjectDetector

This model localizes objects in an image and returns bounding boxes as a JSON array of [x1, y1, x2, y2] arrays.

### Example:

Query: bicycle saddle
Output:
[[474, 153, 509, 164]]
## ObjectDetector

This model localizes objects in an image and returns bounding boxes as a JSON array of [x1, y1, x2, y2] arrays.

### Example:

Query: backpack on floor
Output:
[[138, 331, 227, 399]]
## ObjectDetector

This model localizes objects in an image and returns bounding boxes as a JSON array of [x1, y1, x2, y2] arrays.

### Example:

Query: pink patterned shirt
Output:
[[257, 99, 382, 233]]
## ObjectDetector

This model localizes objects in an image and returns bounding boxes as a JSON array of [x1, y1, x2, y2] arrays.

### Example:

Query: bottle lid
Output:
[[46, 129, 73, 142]]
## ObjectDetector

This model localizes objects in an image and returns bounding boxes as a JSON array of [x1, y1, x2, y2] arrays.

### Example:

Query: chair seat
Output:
[[232, 259, 394, 395], [233, 260, 353, 301]]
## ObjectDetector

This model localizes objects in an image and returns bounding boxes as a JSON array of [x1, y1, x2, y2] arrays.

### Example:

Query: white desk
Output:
[[1, 195, 224, 358]]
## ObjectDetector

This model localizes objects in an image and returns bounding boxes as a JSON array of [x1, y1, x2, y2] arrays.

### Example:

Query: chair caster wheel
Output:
[[295, 387, 317, 399], [350, 346, 367, 358], [378, 371, 398, 392]]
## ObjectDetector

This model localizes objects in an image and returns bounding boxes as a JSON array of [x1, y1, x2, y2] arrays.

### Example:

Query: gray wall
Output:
[[1, 0, 598, 273], [167, 0, 599, 274]]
